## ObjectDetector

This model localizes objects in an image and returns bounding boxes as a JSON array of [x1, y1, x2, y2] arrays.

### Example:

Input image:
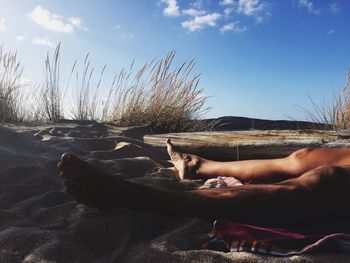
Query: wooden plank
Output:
[[144, 130, 350, 161]]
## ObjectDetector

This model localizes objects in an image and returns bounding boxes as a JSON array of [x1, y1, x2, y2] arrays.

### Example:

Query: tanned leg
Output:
[[167, 139, 350, 183], [58, 153, 350, 226]]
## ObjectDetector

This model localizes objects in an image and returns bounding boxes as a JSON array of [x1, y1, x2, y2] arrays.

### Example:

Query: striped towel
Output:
[[201, 177, 350, 256], [202, 219, 350, 256]]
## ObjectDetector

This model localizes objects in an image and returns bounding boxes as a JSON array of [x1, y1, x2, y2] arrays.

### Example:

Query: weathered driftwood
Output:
[[144, 130, 350, 161]]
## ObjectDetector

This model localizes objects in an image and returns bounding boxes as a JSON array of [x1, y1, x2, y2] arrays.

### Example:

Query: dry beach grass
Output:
[[0, 48, 25, 122], [0, 44, 210, 133], [2, 44, 350, 132], [302, 68, 350, 130]]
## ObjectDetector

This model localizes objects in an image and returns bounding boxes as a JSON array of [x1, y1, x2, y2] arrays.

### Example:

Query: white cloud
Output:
[[220, 21, 247, 33], [28, 5, 87, 33], [161, 0, 267, 33], [181, 13, 221, 32], [68, 17, 83, 28], [161, 0, 180, 17], [237, 0, 265, 16], [0, 18, 7, 32], [113, 24, 121, 30], [232, 0, 269, 23], [220, 0, 234, 5], [191, 0, 204, 9], [15, 35, 26, 42], [183, 8, 206, 16], [330, 3, 340, 14], [298, 0, 320, 15], [327, 29, 335, 35], [32, 37, 56, 48], [121, 32, 134, 39], [112, 24, 133, 39], [256, 16, 264, 23], [220, 23, 234, 33], [224, 7, 234, 16]]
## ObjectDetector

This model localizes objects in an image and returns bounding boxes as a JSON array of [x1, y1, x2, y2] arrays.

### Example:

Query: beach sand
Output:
[[0, 121, 349, 262]]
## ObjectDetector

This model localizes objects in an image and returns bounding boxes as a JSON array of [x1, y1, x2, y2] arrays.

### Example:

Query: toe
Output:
[[63, 153, 96, 171], [166, 139, 173, 154], [61, 152, 88, 166], [166, 139, 181, 159], [60, 153, 93, 172], [61, 152, 74, 162], [58, 153, 75, 171], [58, 161, 63, 171]]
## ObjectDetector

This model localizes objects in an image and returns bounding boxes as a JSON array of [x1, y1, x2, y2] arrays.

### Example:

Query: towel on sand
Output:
[[201, 176, 350, 256], [203, 219, 350, 256]]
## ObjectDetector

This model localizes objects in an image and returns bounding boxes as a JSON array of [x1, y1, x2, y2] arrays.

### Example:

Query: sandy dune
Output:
[[0, 121, 349, 262]]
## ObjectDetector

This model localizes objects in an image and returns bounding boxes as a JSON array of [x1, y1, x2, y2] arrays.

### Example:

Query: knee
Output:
[[313, 165, 346, 177], [285, 148, 315, 173], [289, 148, 314, 161], [307, 165, 349, 190]]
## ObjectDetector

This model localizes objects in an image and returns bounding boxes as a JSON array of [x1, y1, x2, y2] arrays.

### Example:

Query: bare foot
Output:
[[166, 139, 201, 180], [58, 153, 121, 208]]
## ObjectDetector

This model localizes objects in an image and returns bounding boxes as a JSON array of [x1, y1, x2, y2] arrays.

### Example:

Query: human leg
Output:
[[58, 153, 350, 225], [167, 139, 350, 183]]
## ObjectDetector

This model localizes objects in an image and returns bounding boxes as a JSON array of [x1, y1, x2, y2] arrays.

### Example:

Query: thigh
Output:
[[288, 147, 350, 174], [280, 165, 350, 213]]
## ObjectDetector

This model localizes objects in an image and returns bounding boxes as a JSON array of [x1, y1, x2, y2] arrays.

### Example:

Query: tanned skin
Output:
[[58, 139, 350, 226]]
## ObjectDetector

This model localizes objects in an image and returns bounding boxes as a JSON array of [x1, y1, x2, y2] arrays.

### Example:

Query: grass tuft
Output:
[[39, 43, 65, 122], [0, 46, 25, 122], [301, 68, 350, 130], [101, 51, 210, 132], [71, 53, 106, 121], [333, 69, 350, 130]]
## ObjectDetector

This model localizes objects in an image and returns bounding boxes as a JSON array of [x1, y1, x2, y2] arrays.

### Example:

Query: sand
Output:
[[0, 121, 349, 262]]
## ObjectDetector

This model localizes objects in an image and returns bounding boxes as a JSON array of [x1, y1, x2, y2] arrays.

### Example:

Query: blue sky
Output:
[[0, 0, 349, 120]]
